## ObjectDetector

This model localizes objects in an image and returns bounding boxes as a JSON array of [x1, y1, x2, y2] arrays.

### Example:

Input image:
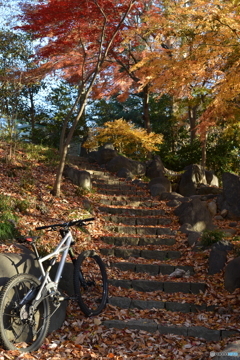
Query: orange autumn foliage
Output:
[[130, 0, 240, 132]]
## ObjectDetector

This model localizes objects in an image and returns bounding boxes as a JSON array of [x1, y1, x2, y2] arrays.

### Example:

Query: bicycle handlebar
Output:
[[35, 217, 95, 231]]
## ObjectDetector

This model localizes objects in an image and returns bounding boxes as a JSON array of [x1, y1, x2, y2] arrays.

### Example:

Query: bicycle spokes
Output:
[[0, 274, 50, 352], [74, 250, 108, 316]]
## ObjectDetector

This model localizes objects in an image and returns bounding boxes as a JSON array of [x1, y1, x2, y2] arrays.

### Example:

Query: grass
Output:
[[0, 194, 20, 241], [18, 142, 60, 166]]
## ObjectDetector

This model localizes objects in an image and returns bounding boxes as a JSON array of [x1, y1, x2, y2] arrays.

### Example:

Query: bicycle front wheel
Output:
[[73, 250, 108, 316], [0, 273, 50, 352]]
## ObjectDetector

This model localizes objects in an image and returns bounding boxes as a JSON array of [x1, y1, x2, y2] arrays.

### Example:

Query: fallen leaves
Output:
[[1, 144, 240, 359]]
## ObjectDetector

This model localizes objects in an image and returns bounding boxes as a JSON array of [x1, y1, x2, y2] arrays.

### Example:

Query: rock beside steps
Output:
[[74, 158, 240, 344]]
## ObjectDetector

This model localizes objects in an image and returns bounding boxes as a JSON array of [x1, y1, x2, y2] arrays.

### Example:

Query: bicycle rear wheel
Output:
[[0, 273, 50, 352], [73, 250, 108, 316]]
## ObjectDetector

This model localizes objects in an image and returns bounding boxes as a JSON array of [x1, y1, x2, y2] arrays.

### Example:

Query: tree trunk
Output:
[[142, 86, 151, 133], [188, 105, 198, 144], [201, 131, 207, 169], [52, 143, 68, 196], [52, 87, 89, 196], [28, 88, 36, 143]]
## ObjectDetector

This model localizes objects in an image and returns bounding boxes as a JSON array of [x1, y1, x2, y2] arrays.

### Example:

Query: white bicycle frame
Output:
[[23, 230, 74, 304]]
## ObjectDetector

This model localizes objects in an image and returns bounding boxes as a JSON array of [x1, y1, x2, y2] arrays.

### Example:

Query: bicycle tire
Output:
[[73, 250, 108, 316], [0, 273, 50, 352]]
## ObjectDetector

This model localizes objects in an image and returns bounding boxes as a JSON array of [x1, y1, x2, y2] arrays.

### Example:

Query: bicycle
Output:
[[0, 217, 108, 352]]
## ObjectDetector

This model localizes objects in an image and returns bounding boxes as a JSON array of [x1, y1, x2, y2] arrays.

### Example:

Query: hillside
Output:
[[0, 142, 240, 360]]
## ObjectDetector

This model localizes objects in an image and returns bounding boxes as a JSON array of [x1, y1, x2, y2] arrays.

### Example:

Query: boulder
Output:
[[187, 231, 201, 246], [88, 150, 98, 163], [166, 199, 182, 207], [150, 184, 166, 197], [117, 167, 133, 179], [179, 223, 195, 234], [146, 156, 165, 179], [148, 176, 172, 193], [0, 245, 66, 333], [179, 164, 207, 197], [197, 186, 222, 195], [224, 257, 240, 292], [174, 197, 215, 232], [106, 155, 146, 177], [205, 170, 219, 187], [96, 144, 118, 165], [208, 201, 217, 216], [160, 192, 188, 202], [208, 248, 227, 275], [63, 165, 91, 190], [88, 144, 118, 164], [0, 246, 41, 288], [217, 172, 240, 220]]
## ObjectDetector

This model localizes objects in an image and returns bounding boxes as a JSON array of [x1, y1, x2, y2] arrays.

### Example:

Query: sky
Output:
[[0, 0, 35, 30], [0, 1, 20, 29]]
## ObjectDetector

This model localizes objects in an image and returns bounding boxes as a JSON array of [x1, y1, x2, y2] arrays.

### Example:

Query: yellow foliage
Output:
[[130, 0, 240, 129], [83, 119, 163, 159]]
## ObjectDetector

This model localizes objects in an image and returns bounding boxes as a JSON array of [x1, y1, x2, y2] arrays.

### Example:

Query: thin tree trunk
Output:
[[201, 131, 207, 169], [28, 88, 35, 142], [52, 85, 90, 196], [52, 143, 68, 197], [142, 85, 151, 133], [188, 105, 198, 144]]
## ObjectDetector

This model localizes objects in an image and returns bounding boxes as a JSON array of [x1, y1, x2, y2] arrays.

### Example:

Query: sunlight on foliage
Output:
[[19, 143, 60, 165], [83, 119, 163, 159]]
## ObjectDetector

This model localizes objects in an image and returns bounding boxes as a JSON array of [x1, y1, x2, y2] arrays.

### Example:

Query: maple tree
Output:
[[91, 0, 156, 133], [17, 0, 144, 196], [130, 0, 240, 166], [83, 118, 163, 159]]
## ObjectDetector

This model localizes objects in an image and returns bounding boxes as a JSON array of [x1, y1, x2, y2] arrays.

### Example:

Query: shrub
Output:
[[200, 229, 225, 246], [83, 119, 163, 160], [0, 220, 19, 241], [0, 194, 20, 241]]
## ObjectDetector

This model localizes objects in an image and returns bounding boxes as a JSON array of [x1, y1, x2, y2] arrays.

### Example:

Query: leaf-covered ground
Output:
[[0, 143, 240, 359]]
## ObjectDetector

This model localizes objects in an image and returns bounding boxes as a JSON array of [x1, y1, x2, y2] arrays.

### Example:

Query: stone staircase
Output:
[[73, 157, 239, 344]]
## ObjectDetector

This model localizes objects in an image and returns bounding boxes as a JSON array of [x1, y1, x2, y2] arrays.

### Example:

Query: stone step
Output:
[[101, 235, 176, 246], [96, 189, 145, 196], [102, 319, 236, 341], [92, 178, 122, 184], [108, 279, 206, 293], [94, 183, 135, 191], [90, 172, 122, 180], [108, 297, 214, 312], [110, 262, 194, 275], [88, 169, 109, 176], [102, 215, 172, 226], [91, 175, 119, 182], [100, 248, 181, 260], [92, 176, 117, 182], [99, 198, 155, 207], [103, 225, 176, 236], [99, 206, 166, 216]]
